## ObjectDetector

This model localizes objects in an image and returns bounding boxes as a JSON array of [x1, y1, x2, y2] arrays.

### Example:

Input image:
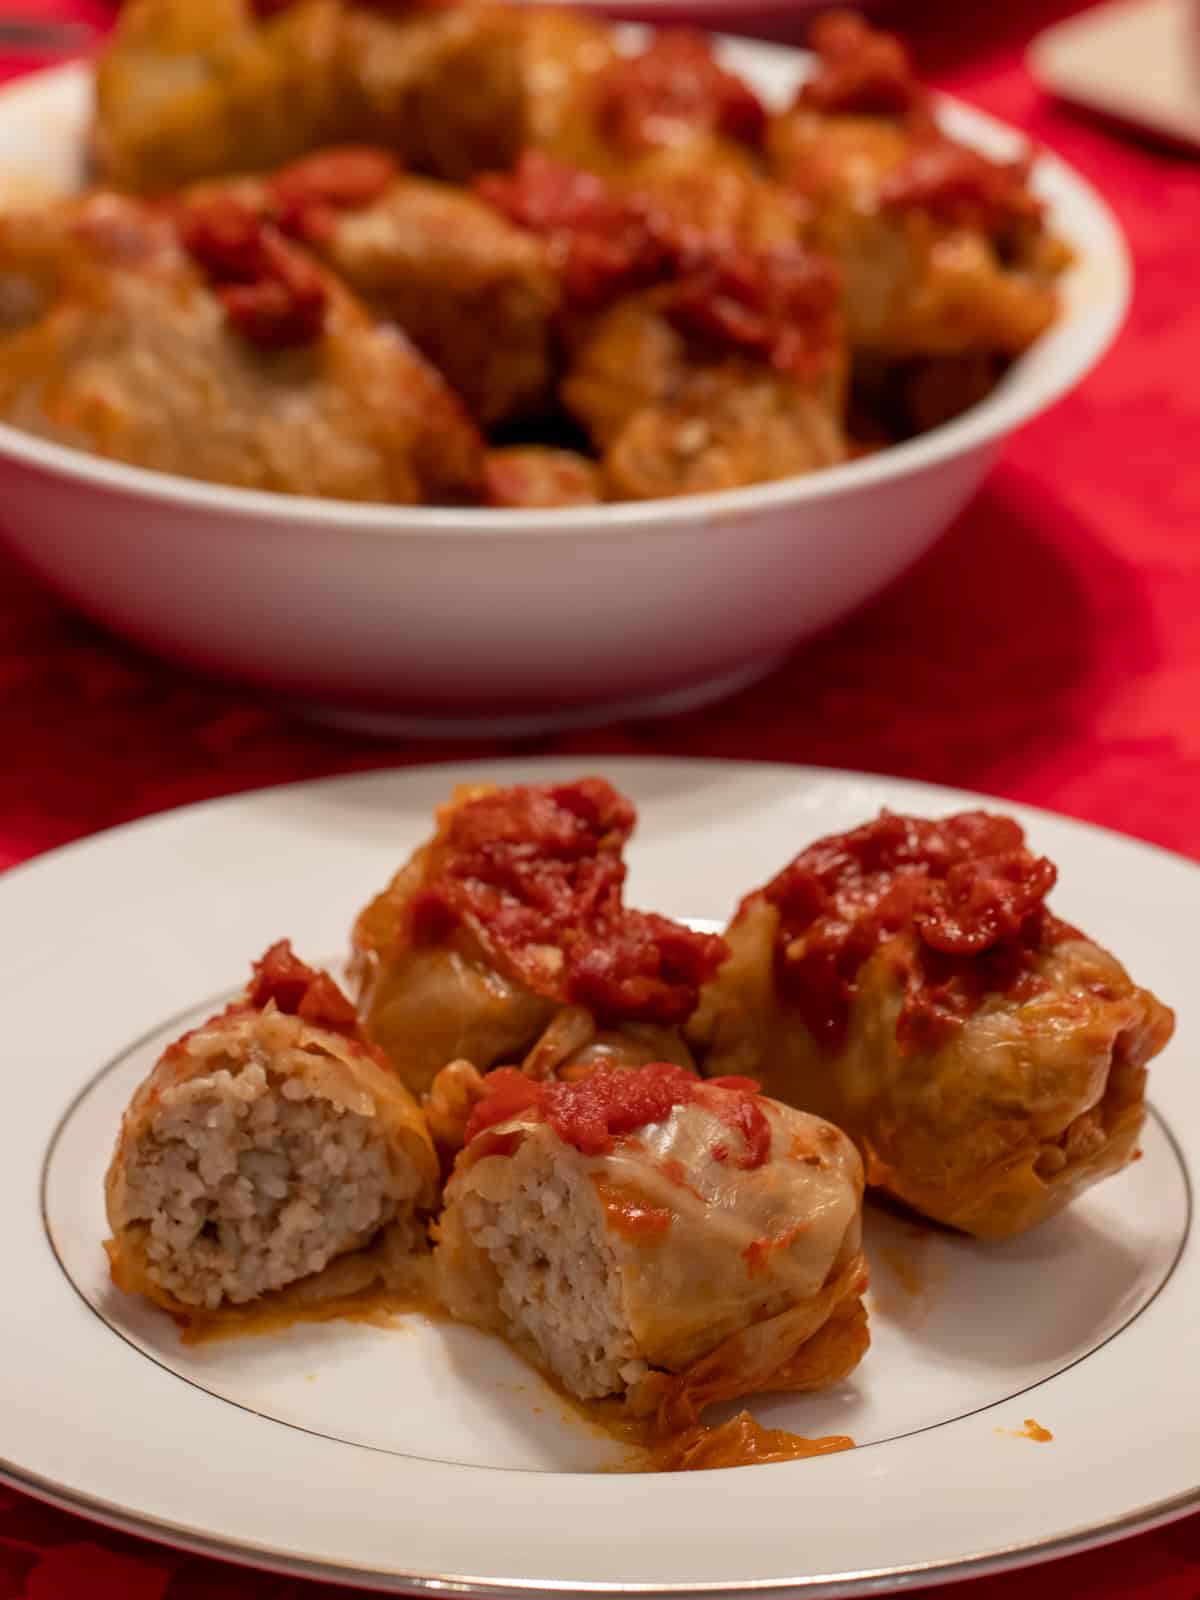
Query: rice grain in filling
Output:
[[451, 1132, 649, 1399]]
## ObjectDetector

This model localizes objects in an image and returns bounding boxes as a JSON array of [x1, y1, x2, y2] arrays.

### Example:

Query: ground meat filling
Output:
[[116, 1042, 407, 1310], [455, 1134, 648, 1400]]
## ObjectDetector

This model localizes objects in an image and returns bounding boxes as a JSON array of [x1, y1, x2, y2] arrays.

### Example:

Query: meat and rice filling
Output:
[[105, 942, 439, 1320], [442, 1127, 649, 1399], [435, 1062, 868, 1418]]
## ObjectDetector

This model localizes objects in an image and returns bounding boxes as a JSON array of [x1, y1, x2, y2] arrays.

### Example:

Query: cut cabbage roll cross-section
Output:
[[690, 811, 1176, 1239], [0, 192, 482, 502], [435, 1062, 868, 1429], [104, 942, 439, 1327], [350, 778, 727, 1098]]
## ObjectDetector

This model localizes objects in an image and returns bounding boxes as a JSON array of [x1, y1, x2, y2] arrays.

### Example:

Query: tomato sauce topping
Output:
[[269, 147, 399, 246], [592, 1177, 674, 1237], [409, 780, 725, 1025], [477, 152, 841, 377], [742, 1224, 805, 1276], [159, 943, 384, 1074], [592, 30, 767, 156], [476, 151, 677, 306], [881, 134, 1043, 238], [799, 10, 926, 117], [663, 246, 843, 383], [242, 940, 363, 1035], [176, 194, 327, 347], [756, 811, 1073, 1053], [464, 1062, 773, 1167]]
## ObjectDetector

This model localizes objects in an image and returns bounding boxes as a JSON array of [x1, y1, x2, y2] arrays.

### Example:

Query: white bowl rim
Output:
[[0, 51, 1131, 541]]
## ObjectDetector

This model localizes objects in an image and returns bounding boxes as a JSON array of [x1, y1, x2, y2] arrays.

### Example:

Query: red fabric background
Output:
[[1, 0, 1198, 1593]]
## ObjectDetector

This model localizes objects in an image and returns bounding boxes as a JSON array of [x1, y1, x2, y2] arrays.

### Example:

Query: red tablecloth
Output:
[[2, 1, 1199, 1595]]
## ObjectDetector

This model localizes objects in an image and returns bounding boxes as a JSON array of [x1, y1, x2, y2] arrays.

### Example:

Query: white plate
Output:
[[2, 757, 1195, 1595]]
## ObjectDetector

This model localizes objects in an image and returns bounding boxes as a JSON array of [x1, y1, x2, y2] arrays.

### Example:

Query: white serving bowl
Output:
[[0, 40, 1130, 735]]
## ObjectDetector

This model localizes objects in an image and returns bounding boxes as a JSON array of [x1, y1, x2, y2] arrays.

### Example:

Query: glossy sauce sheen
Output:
[[646, 1411, 855, 1470], [178, 1283, 445, 1346], [755, 810, 1075, 1052]]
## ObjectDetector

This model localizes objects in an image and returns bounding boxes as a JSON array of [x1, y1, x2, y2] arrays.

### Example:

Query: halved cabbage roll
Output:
[[350, 779, 725, 1101], [105, 942, 438, 1327], [435, 1061, 868, 1429], [691, 811, 1175, 1239]]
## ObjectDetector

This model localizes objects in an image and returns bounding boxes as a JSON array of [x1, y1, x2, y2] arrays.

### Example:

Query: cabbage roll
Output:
[[350, 778, 726, 1098], [767, 12, 1068, 363], [105, 942, 439, 1328], [435, 1061, 868, 1429], [692, 811, 1175, 1238]]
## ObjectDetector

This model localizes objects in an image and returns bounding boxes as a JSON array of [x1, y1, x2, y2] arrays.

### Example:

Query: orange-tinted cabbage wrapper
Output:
[[105, 1001, 439, 1330], [436, 1092, 869, 1432], [691, 897, 1174, 1239], [349, 782, 704, 1099]]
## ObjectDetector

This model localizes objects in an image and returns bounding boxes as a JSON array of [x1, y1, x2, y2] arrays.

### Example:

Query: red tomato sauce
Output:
[[176, 195, 327, 347], [476, 153, 841, 381], [409, 780, 725, 1026], [476, 152, 676, 306], [464, 1062, 772, 1168], [799, 11, 926, 118], [755, 811, 1073, 1052], [592, 1177, 674, 1237], [663, 247, 843, 383], [160, 942, 383, 1079], [269, 147, 399, 245], [741, 1224, 805, 1276], [881, 134, 1043, 238], [591, 30, 767, 155], [242, 940, 362, 1036]]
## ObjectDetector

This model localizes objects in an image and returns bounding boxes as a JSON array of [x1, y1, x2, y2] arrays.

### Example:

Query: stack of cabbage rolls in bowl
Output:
[[102, 777, 1174, 1471], [0, 0, 1127, 728]]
